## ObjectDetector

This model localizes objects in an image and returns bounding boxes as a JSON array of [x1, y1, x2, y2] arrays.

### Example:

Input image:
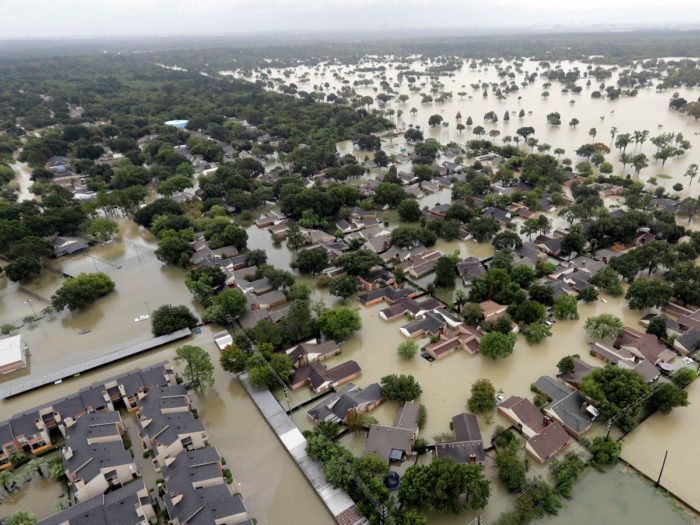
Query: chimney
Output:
[[63, 446, 73, 460], [170, 492, 183, 505]]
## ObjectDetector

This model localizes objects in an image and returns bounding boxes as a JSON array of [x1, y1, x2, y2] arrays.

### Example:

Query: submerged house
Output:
[[289, 361, 362, 394], [307, 383, 385, 424], [434, 413, 486, 466]]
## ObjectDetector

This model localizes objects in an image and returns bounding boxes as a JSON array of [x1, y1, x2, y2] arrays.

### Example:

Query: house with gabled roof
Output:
[[307, 383, 385, 424], [615, 327, 676, 365], [435, 413, 485, 466], [558, 358, 596, 390], [289, 361, 362, 394], [533, 376, 595, 437], [525, 422, 571, 464], [497, 396, 548, 438], [358, 285, 417, 306], [424, 324, 484, 359], [284, 339, 341, 368]]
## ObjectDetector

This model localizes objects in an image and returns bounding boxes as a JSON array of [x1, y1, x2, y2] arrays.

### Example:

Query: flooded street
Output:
[[223, 58, 700, 190]]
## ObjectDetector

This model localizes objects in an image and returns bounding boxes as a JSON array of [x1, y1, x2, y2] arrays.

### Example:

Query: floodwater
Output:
[[223, 58, 700, 190], [0, 327, 332, 523], [621, 377, 700, 512], [0, 220, 198, 393], [536, 465, 695, 525]]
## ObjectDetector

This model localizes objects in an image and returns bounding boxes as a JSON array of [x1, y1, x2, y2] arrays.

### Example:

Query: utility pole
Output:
[[655, 450, 668, 488], [24, 299, 38, 321]]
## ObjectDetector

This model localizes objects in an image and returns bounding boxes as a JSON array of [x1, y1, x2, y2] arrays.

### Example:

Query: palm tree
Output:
[[25, 458, 46, 479], [345, 411, 375, 434], [0, 469, 18, 492], [609, 126, 617, 143], [685, 163, 698, 188], [454, 289, 467, 313], [49, 458, 65, 481]]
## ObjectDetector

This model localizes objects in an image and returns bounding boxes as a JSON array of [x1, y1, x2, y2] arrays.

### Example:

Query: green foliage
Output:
[[581, 366, 650, 431], [3, 511, 36, 525], [51, 272, 115, 311], [578, 286, 599, 303], [495, 451, 529, 492], [647, 383, 688, 415], [552, 294, 579, 320], [398, 458, 490, 512], [587, 437, 621, 465], [316, 307, 361, 339], [557, 356, 575, 375], [151, 304, 198, 336], [337, 249, 384, 276], [397, 339, 419, 359], [83, 217, 119, 242], [646, 316, 668, 340], [480, 331, 517, 360], [397, 199, 422, 222], [672, 367, 697, 388], [549, 453, 585, 498], [185, 266, 226, 307], [625, 278, 673, 310], [328, 275, 358, 300], [155, 229, 193, 267], [468, 378, 496, 414], [523, 322, 552, 344], [381, 374, 422, 402], [5, 257, 41, 283], [204, 288, 247, 325], [292, 247, 328, 274], [583, 314, 624, 340], [433, 255, 457, 287], [175, 345, 215, 392]]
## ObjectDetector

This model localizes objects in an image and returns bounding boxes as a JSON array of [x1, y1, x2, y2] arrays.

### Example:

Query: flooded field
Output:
[[223, 58, 700, 190]]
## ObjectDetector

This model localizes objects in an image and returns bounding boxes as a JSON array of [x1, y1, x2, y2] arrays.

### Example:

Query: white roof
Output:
[[0, 335, 25, 366]]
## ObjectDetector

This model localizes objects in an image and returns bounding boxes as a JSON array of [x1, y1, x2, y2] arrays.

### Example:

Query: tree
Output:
[[673, 367, 697, 388], [557, 356, 575, 375], [648, 383, 688, 415], [337, 249, 384, 276], [467, 217, 500, 242], [552, 294, 579, 320], [398, 340, 418, 359], [51, 272, 115, 311], [83, 217, 119, 242], [317, 307, 361, 339], [583, 314, 624, 340], [493, 231, 523, 251], [625, 279, 672, 310], [523, 322, 552, 344], [219, 345, 249, 373], [590, 267, 623, 296], [328, 275, 358, 300], [3, 511, 36, 525], [155, 230, 192, 267], [510, 265, 536, 288], [561, 231, 585, 258], [511, 299, 547, 324], [646, 316, 668, 340], [580, 366, 650, 431], [380, 374, 422, 402], [204, 288, 247, 324], [516, 127, 535, 142], [374, 182, 406, 207], [399, 459, 489, 512], [151, 304, 198, 336], [397, 199, 422, 222], [428, 114, 443, 127], [684, 163, 698, 188], [4, 257, 41, 283], [292, 247, 328, 274], [495, 451, 528, 492], [578, 286, 599, 303], [588, 437, 621, 465], [433, 255, 457, 287], [185, 266, 226, 306], [175, 345, 215, 392], [479, 332, 516, 360], [468, 379, 496, 414]]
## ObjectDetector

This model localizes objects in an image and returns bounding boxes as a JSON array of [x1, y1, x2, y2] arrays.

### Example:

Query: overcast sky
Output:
[[1, 0, 699, 39]]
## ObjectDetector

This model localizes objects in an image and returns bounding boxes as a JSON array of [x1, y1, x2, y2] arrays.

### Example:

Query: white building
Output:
[[0, 334, 27, 376]]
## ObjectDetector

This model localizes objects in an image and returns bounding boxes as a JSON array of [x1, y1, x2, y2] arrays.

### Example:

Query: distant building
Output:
[[51, 236, 90, 257]]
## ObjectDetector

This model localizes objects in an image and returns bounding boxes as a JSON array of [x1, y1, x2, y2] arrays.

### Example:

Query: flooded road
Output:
[[223, 58, 700, 190]]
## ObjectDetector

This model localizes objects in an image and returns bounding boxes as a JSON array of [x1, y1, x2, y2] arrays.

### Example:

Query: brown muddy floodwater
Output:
[[224, 58, 700, 192]]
